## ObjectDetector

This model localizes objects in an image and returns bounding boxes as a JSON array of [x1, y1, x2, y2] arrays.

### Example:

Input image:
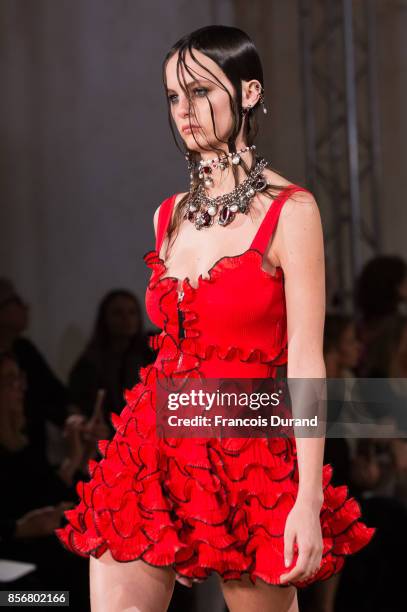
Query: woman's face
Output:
[[105, 296, 140, 339], [165, 49, 236, 153], [338, 323, 362, 369]]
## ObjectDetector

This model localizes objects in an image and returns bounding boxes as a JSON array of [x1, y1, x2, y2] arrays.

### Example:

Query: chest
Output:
[[144, 249, 286, 335], [158, 214, 280, 289]]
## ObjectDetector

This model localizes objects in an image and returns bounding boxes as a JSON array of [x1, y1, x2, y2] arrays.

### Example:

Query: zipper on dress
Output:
[[176, 286, 185, 370], [177, 286, 185, 340]]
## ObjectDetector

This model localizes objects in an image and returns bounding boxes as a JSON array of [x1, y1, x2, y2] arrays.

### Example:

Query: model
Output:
[[55, 25, 376, 612]]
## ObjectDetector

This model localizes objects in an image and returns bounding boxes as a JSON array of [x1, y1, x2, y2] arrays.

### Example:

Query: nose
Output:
[[175, 93, 191, 119]]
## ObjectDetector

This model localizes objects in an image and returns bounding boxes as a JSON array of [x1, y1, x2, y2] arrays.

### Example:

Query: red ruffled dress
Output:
[[55, 184, 376, 587]]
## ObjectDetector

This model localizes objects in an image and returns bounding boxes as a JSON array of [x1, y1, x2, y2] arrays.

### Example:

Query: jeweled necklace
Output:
[[197, 145, 256, 188], [184, 156, 269, 230]]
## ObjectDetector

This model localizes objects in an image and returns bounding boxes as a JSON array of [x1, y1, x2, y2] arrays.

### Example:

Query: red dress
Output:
[[55, 184, 376, 587]]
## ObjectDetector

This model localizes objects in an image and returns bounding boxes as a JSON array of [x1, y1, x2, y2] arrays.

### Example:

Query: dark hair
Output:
[[355, 255, 407, 320], [84, 290, 144, 357], [162, 25, 293, 249], [323, 312, 353, 354]]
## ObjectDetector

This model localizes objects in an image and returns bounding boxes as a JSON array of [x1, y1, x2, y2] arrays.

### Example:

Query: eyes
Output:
[[167, 87, 209, 105]]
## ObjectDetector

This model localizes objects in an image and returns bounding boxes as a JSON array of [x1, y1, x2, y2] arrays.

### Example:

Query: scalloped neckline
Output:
[[145, 247, 283, 292]]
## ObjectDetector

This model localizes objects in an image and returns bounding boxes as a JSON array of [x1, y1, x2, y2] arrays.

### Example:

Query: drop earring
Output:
[[259, 91, 268, 115], [256, 83, 268, 115], [241, 88, 268, 115]]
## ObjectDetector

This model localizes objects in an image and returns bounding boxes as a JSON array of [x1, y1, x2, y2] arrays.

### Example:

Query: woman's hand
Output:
[[279, 495, 323, 585], [57, 415, 88, 485], [15, 502, 73, 538], [62, 414, 87, 466], [80, 390, 110, 466]]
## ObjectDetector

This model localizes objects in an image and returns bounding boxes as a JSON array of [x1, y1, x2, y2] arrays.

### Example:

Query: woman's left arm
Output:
[[276, 189, 327, 583]]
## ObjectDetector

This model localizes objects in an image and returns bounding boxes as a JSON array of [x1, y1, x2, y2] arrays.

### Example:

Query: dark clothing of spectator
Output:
[[0, 441, 88, 608], [12, 337, 72, 452], [69, 333, 155, 421]]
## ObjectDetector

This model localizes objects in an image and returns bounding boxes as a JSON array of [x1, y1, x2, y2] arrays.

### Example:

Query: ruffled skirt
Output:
[[55, 347, 376, 588]]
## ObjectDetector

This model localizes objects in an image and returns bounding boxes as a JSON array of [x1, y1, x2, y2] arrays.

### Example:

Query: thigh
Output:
[[218, 573, 298, 612], [90, 550, 176, 612]]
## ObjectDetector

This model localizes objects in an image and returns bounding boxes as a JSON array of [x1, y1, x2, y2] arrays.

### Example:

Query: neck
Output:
[[196, 148, 256, 196]]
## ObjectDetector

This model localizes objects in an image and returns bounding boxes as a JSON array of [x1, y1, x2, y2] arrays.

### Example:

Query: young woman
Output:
[[55, 26, 376, 612], [69, 289, 155, 421]]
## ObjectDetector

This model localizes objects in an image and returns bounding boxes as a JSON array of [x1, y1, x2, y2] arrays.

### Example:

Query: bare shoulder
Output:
[[261, 168, 319, 223], [261, 168, 294, 194], [270, 187, 321, 268], [175, 191, 189, 205], [279, 187, 319, 224], [153, 192, 188, 237]]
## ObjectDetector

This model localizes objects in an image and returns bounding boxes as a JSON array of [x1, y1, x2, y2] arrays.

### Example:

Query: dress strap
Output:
[[250, 184, 311, 254], [156, 193, 178, 254]]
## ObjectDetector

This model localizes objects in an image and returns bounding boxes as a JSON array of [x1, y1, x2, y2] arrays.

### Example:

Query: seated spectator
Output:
[[322, 313, 363, 483], [0, 351, 109, 608], [354, 255, 407, 376], [359, 314, 407, 504], [299, 313, 407, 612], [299, 314, 362, 612], [69, 289, 155, 422], [0, 278, 80, 456]]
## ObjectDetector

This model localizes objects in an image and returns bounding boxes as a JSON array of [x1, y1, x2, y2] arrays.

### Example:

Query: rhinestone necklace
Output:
[[197, 145, 256, 188], [184, 156, 269, 230]]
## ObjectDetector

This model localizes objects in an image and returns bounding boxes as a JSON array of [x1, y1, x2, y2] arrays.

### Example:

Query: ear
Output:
[[241, 79, 261, 109]]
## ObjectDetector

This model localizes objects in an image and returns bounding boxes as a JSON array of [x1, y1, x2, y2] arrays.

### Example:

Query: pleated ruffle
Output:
[[144, 247, 289, 368], [55, 359, 376, 588]]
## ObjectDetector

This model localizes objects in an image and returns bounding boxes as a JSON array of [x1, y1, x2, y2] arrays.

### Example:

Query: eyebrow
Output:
[[166, 80, 210, 94]]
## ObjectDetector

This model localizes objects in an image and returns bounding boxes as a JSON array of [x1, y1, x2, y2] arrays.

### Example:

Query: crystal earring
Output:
[[255, 83, 268, 115], [259, 92, 268, 115]]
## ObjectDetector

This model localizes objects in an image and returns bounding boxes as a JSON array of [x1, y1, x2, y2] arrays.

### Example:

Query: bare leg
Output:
[[219, 574, 298, 612], [90, 550, 176, 612]]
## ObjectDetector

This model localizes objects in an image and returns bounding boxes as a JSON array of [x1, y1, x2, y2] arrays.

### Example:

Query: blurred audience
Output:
[[322, 313, 361, 484], [363, 313, 407, 379], [324, 313, 362, 377], [355, 255, 407, 376], [299, 312, 407, 612], [0, 351, 100, 608], [357, 314, 407, 504], [68, 290, 155, 425], [0, 278, 80, 456]]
